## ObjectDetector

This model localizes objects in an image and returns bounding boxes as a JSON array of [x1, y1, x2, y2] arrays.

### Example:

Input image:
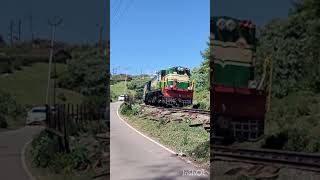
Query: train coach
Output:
[[211, 16, 272, 142], [143, 66, 195, 107]]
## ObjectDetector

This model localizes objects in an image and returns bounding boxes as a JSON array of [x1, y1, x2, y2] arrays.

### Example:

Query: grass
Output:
[[110, 81, 135, 101], [120, 104, 209, 168], [0, 63, 83, 105], [25, 142, 98, 180]]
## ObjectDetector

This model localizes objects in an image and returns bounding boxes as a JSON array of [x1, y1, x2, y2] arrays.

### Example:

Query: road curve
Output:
[[110, 102, 209, 180], [0, 126, 43, 180]]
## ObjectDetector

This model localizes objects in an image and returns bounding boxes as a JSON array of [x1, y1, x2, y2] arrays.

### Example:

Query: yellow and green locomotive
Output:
[[143, 66, 195, 107], [211, 16, 272, 142]]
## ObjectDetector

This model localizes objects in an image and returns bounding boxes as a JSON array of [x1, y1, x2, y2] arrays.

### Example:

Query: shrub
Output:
[[120, 103, 132, 115], [69, 144, 90, 170], [50, 153, 72, 173], [0, 115, 8, 128], [31, 131, 60, 168], [120, 103, 140, 116], [284, 128, 309, 152]]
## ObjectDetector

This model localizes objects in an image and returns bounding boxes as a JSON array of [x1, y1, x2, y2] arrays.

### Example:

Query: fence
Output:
[[45, 103, 107, 152]]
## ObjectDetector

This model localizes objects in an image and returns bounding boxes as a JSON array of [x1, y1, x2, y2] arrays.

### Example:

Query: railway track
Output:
[[140, 104, 210, 115], [213, 145, 320, 172], [140, 104, 210, 131]]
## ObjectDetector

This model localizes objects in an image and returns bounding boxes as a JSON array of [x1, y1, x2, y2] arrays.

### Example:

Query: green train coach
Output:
[[211, 16, 270, 142], [143, 66, 195, 107]]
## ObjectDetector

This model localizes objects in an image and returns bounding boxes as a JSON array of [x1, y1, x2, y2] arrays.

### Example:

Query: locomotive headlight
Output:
[[226, 19, 236, 31], [216, 18, 226, 31]]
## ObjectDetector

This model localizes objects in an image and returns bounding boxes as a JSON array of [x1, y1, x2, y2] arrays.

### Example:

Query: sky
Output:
[[110, 0, 210, 75], [211, 0, 293, 26], [111, 0, 292, 75], [0, 0, 109, 44]]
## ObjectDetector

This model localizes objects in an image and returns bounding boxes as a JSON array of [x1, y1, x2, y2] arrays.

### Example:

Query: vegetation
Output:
[[127, 76, 151, 100], [0, 63, 83, 105], [57, 47, 107, 109], [256, 0, 320, 97], [0, 90, 26, 129], [29, 124, 108, 177], [120, 103, 209, 165], [28, 131, 95, 179], [191, 44, 210, 110], [252, 0, 320, 152]]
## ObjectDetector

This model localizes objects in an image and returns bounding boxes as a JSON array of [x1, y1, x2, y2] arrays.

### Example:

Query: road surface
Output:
[[110, 102, 209, 180], [0, 126, 43, 180]]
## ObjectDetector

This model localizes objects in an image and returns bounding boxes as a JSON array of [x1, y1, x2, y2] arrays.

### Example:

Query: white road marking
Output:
[[116, 106, 177, 155], [21, 139, 37, 180], [115, 105, 209, 175]]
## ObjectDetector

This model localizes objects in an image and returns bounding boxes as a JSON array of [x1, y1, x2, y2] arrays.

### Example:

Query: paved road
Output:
[[110, 102, 209, 180], [0, 126, 43, 180]]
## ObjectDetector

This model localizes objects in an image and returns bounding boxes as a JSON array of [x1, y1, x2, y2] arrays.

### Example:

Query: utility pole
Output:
[[46, 16, 62, 106], [97, 24, 103, 57], [29, 15, 34, 41], [124, 71, 127, 95], [18, 19, 21, 41], [9, 20, 14, 45]]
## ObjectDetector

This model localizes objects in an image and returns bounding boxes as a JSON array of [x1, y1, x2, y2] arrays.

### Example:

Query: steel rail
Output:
[[212, 145, 320, 172]]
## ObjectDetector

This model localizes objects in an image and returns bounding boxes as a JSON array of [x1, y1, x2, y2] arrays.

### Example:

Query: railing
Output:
[[45, 103, 107, 152]]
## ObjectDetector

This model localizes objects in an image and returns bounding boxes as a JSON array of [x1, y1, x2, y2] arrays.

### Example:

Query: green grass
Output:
[[110, 81, 135, 101], [0, 63, 83, 105], [120, 104, 209, 167]]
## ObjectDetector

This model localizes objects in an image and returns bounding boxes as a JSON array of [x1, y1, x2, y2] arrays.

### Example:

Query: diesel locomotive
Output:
[[211, 16, 272, 142], [143, 66, 195, 107]]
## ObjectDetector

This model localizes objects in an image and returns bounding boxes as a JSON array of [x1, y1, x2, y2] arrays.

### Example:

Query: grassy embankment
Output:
[[0, 63, 83, 105], [0, 63, 83, 129], [110, 81, 136, 102], [119, 103, 209, 169]]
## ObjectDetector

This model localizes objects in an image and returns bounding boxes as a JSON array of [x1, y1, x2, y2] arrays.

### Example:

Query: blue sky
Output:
[[1, 0, 108, 43], [110, 0, 210, 75], [212, 0, 292, 26], [111, 0, 292, 75]]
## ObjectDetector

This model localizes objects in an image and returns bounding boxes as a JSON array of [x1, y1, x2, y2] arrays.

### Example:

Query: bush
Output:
[[69, 144, 90, 170], [284, 128, 309, 152], [0, 115, 8, 128], [31, 131, 60, 168], [50, 153, 72, 173], [50, 144, 89, 173], [120, 103, 140, 116], [120, 103, 132, 115]]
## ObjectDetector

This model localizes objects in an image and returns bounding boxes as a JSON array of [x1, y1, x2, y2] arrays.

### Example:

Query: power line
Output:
[[113, 0, 134, 26], [111, 0, 120, 10], [111, 0, 123, 24]]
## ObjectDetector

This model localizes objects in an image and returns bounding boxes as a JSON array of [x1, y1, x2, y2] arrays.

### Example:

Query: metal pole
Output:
[[46, 17, 62, 106], [124, 70, 127, 95], [10, 20, 14, 45], [46, 26, 55, 105], [18, 20, 21, 41]]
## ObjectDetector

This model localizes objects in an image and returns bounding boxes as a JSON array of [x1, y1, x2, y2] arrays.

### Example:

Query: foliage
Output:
[[0, 115, 7, 128], [57, 92, 67, 102], [191, 44, 210, 110], [58, 48, 108, 106], [31, 130, 90, 173], [31, 131, 60, 168], [262, 91, 320, 152], [0, 90, 26, 128], [127, 77, 149, 100], [256, 0, 320, 97], [120, 103, 140, 116]]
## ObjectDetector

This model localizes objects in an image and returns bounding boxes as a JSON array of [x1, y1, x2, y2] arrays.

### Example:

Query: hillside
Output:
[[0, 63, 83, 105]]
